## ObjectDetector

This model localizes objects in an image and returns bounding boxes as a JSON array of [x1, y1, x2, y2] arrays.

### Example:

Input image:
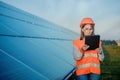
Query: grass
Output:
[[69, 45, 120, 80], [100, 45, 120, 80]]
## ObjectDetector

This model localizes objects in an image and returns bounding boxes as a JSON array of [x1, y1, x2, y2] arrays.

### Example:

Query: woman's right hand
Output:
[[80, 44, 89, 53]]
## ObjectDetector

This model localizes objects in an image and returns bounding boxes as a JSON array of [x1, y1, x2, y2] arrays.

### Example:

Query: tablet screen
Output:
[[85, 35, 100, 50]]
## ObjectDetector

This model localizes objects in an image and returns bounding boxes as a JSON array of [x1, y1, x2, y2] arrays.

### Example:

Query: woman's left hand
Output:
[[95, 48, 102, 54]]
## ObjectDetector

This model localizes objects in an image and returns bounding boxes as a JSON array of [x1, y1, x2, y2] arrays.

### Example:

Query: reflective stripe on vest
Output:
[[83, 53, 98, 58], [77, 63, 100, 70]]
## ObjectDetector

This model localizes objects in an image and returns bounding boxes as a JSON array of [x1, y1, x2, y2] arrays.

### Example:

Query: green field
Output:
[[100, 45, 120, 80], [69, 45, 120, 80]]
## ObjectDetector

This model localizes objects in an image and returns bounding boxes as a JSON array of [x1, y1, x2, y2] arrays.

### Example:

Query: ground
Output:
[[69, 45, 120, 80]]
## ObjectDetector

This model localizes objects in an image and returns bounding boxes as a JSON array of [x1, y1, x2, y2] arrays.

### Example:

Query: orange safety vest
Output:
[[73, 39, 102, 76]]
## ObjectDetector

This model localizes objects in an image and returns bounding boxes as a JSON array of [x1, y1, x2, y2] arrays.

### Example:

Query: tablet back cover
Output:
[[85, 35, 100, 50]]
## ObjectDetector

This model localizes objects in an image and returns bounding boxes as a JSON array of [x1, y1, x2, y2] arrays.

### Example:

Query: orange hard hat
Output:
[[80, 17, 95, 28]]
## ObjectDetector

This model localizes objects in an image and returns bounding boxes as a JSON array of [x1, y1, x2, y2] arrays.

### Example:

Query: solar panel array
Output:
[[0, 1, 78, 80]]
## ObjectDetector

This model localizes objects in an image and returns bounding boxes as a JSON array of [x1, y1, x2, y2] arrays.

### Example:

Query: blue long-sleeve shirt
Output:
[[73, 46, 104, 61]]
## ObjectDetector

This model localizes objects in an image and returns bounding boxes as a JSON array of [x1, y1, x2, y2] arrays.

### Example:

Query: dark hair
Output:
[[80, 24, 94, 40]]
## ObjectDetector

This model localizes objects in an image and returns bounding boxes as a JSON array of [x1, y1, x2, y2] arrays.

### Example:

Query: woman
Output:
[[73, 17, 104, 80]]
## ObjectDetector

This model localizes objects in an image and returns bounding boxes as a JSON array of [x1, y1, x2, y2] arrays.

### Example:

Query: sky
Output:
[[0, 0, 120, 40]]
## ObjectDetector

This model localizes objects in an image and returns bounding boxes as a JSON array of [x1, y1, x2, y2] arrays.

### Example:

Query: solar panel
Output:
[[0, 1, 78, 80]]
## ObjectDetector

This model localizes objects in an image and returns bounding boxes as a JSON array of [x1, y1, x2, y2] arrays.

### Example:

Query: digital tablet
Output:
[[85, 35, 100, 50]]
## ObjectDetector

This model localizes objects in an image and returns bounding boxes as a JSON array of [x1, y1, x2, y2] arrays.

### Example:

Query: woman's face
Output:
[[82, 24, 94, 36]]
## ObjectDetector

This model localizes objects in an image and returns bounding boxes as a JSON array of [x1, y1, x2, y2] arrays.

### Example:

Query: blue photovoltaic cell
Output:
[[0, 1, 79, 80]]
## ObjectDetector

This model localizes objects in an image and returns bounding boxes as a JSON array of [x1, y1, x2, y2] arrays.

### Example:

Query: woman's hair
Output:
[[80, 24, 94, 40]]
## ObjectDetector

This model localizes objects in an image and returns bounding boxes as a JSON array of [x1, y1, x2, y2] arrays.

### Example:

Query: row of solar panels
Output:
[[0, 1, 78, 80]]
